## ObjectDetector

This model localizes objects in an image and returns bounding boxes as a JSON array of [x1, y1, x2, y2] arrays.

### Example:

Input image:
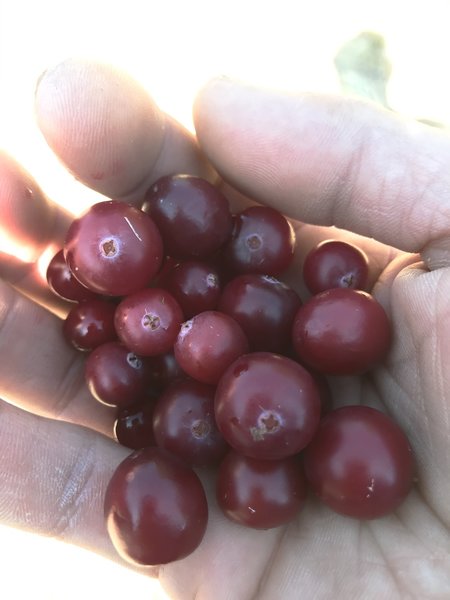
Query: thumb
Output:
[[193, 79, 450, 268]]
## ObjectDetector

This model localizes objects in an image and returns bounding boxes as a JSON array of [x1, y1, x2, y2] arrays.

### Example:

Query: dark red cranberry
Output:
[[221, 206, 295, 275], [218, 274, 301, 353], [147, 351, 184, 391], [114, 288, 183, 357], [292, 289, 391, 375], [303, 239, 369, 294], [153, 378, 228, 466], [174, 311, 249, 385], [216, 451, 307, 529], [142, 174, 232, 259], [160, 260, 222, 318], [64, 200, 163, 296], [303, 406, 415, 519], [63, 298, 117, 352], [114, 397, 157, 450], [104, 447, 208, 565], [46, 249, 98, 302], [215, 352, 321, 460], [85, 342, 150, 408]]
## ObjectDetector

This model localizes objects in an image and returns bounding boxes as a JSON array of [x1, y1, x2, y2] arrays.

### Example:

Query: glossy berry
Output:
[[218, 274, 301, 353], [85, 342, 150, 407], [174, 311, 249, 385], [221, 206, 295, 275], [160, 260, 222, 318], [142, 174, 233, 258], [114, 288, 184, 356], [63, 298, 117, 352], [303, 406, 415, 519], [147, 351, 184, 391], [104, 447, 208, 565], [64, 200, 163, 296], [303, 239, 369, 294], [114, 398, 157, 450], [215, 352, 321, 460], [46, 249, 98, 302], [216, 451, 307, 529], [153, 378, 228, 466], [292, 288, 391, 375]]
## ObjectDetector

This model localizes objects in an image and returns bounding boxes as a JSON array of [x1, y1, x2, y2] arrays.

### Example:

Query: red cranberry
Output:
[[153, 378, 228, 466], [216, 451, 307, 529], [105, 447, 208, 565], [303, 239, 369, 294], [174, 311, 249, 385], [63, 298, 117, 352], [218, 274, 301, 353], [114, 288, 183, 357], [292, 289, 391, 375], [64, 200, 163, 296], [221, 206, 295, 275], [142, 174, 232, 259], [303, 406, 415, 519], [215, 352, 321, 460]]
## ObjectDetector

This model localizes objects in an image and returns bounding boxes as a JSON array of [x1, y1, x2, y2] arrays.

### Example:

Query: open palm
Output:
[[1, 61, 450, 600]]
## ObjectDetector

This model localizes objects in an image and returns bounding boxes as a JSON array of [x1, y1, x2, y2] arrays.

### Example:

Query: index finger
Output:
[[194, 79, 450, 269]]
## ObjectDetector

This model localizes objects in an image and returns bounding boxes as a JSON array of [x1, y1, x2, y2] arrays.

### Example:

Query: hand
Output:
[[1, 59, 450, 599]]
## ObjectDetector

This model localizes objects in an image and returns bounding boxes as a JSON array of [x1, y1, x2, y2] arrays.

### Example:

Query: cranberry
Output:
[[62, 298, 117, 352], [292, 288, 391, 375], [303, 239, 369, 294], [105, 447, 208, 565], [114, 397, 157, 450], [147, 351, 184, 391], [85, 342, 150, 408], [218, 274, 301, 353], [303, 406, 415, 519], [215, 353, 321, 460], [216, 451, 307, 529], [153, 378, 228, 466], [64, 200, 163, 296], [46, 249, 98, 302], [142, 174, 232, 258], [221, 206, 295, 275], [174, 311, 249, 385], [114, 288, 183, 356], [160, 260, 222, 318]]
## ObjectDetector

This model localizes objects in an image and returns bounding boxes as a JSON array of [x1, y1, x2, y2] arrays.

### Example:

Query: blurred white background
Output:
[[0, 0, 449, 598]]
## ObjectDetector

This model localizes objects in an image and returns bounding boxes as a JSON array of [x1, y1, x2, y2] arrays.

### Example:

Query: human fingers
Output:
[[0, 151, 72, 314], [35, 59, 214, 205], [0, 400, 151, 571], [194, 80, 450, 268], [0, 280, 115, 435], [1, 60, 215, 313]]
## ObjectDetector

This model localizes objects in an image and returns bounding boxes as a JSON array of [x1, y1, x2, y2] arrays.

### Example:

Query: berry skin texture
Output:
[[215, 352, 321, 460], [85, 342, 150, 408], [216, 451, 308, 529], [64, 200, 163, 296], [153, 378, 228, 467], [46, 249, 98, 302], [114, 288, 184, 357], [303, 406, 415, 519], [218, 274, 301, 353], [222, 205, 296, 276], [142, 174, 233, 259], [302, 239, 369, 294], [63, 298, 117, 352], [292, 288, 391, 375], [174, 311, 249, 385], [114, 398, 157, 450], [104, 447, 208, 566]]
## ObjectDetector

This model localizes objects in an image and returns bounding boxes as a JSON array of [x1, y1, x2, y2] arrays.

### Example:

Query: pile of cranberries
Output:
[[46, 174, 415, 567]]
